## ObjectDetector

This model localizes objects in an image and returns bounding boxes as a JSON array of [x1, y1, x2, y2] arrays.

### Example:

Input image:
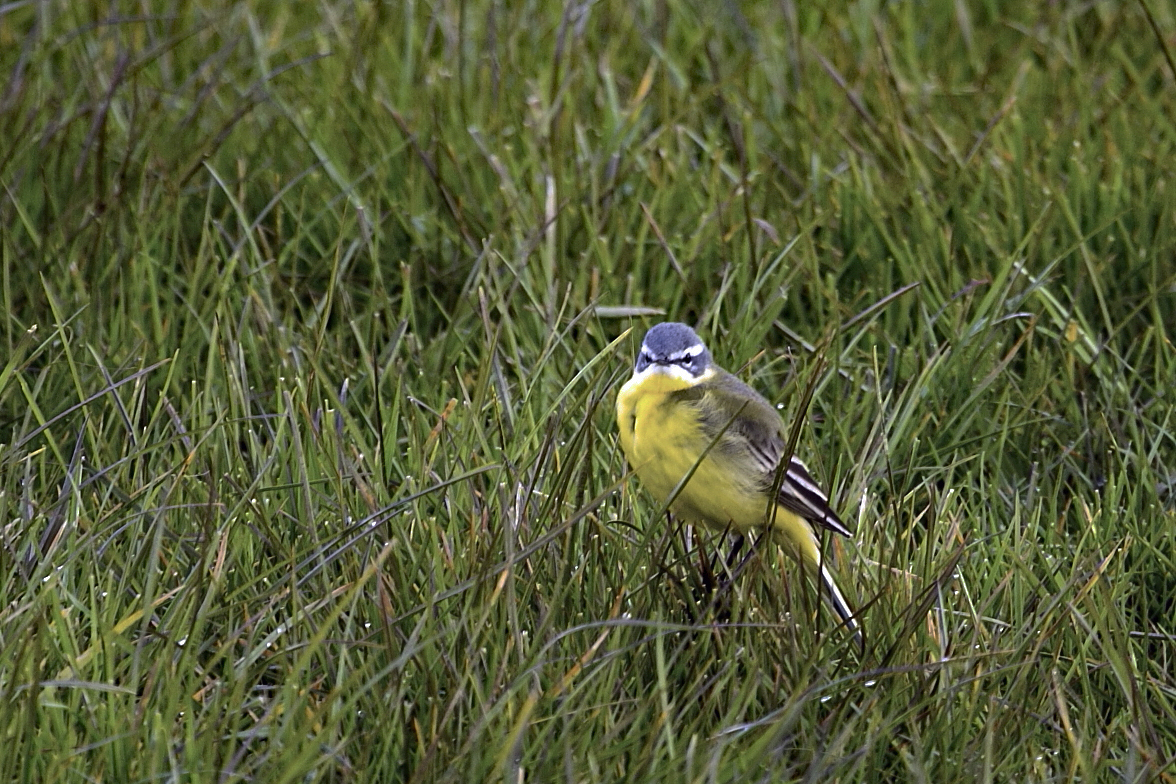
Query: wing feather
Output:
[[777, 455, 851, 536], [679, 375, 852, 537], [723, 395, 851, 537]]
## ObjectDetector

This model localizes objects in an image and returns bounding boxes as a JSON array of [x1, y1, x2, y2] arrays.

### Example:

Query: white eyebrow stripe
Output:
[[665, 344, 705, 362]]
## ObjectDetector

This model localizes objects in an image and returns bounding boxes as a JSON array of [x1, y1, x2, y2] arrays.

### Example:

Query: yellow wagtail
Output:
[[616, 322, 861, 646]]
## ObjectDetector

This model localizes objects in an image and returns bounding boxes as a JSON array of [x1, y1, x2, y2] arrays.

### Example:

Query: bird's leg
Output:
[[693, 526, 718, 595], [655, 511, 699, 624], [700, 529, 745, 623], [733, 531, 765, 575], [687, 522, 732, 623], [722, 533, 746, 578], [707, 528, 737, 579], [713, 531, 764, 602]]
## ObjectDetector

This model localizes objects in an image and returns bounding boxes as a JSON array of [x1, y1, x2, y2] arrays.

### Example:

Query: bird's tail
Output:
[[767, 515, 863, 649], [817, 560, 863, 651]]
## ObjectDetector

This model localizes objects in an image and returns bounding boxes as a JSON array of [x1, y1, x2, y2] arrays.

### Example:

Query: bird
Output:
[[616, 321, 861, 647]]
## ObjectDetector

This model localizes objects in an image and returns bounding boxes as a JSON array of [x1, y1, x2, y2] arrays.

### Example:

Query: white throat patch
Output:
[[629, 362, 699, 385], [630, 361, 715, 387]]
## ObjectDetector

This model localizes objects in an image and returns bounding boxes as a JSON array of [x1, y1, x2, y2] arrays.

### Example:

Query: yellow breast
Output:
[[616, 372, 768, 531]]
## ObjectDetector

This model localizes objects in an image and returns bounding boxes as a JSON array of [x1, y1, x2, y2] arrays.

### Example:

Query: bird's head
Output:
[[633, 322, 713, 382]]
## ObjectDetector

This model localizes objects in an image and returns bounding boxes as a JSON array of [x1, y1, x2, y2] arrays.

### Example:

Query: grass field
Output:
[[3, 1, 1176, 781]]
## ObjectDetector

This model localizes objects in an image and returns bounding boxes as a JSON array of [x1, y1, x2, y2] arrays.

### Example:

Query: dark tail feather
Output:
[[818, 562, 864, 651]]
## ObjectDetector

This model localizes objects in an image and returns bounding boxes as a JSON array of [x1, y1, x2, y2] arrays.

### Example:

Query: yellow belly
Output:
[[617, 376, 777, 534]]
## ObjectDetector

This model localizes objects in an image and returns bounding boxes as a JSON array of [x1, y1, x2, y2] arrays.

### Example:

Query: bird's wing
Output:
[[676, 375, 852, 537], [728, 404, 852, 538], [775, 453, 851, 537]]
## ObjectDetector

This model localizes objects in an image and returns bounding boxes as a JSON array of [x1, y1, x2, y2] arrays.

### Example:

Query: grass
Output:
[[2, 0, 1175, 781]]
